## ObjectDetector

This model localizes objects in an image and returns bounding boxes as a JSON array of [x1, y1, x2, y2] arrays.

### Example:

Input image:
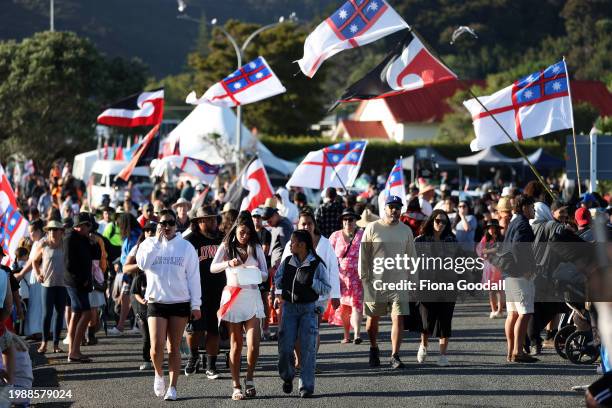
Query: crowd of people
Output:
[[1, 163, 612, 404]]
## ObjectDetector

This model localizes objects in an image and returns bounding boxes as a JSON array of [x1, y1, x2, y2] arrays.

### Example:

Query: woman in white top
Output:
[[136, 209, 201, 401], [14, 219, 45, 338], [210, 211, 268, 400]]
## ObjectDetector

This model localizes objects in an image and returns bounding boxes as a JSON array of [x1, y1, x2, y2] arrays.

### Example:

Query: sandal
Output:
[[53, 347, 64, 354], [232, 386, 245, 400], [37, 344, 48, 354], [244, 379, 256, 398], [353, 337, 363, 345], [340, 338, 352, 344]]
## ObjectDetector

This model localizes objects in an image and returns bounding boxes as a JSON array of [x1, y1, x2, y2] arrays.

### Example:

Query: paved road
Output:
[[31, 304, 596, 407]]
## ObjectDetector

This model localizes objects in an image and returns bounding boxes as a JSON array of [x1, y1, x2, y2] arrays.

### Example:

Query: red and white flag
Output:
[[286, 141, 367, 190], [0, 165, 28, 266], [97, 88, 164, 128], [336, 32, 457, 103], [240, 158, 274, 211], [297, 0, 409, 78], [186, 57, 285, 108], [116, 124, 160, 182]]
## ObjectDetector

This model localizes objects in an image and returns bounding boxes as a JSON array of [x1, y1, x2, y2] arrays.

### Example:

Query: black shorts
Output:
[[419, 302, 455, 338], [186, 291, 222, 335], [147, 302, 191, 319]]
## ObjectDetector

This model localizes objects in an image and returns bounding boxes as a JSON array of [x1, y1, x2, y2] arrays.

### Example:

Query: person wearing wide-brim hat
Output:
[[172, 198, 192, 234], [356, 208, 379, 229], [338, 208, 361, 223], [33, 219, 67, 354], [221, 202, 237, 213], [329, 207, 365, 344], [182, 205, 225, 379]]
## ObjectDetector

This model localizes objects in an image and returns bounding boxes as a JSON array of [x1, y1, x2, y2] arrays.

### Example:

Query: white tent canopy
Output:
[[456, 147, 523, 166], [165, 103, 295, 176]]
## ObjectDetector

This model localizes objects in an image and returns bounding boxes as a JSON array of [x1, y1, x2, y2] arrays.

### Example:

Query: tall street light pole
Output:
[[50, 0, 54, 32], [177, 7, 296, 176]]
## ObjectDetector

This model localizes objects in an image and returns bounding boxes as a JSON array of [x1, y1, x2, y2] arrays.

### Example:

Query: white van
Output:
[[89, 160, 152, 207]]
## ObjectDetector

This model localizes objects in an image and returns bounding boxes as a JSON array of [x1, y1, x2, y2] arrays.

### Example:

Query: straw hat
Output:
[[43, 220, 65, 231], [221, 202, 237, 213], [172, 198, 192, 211], [419, 184, 435, 194], [191, 206, 218, 220], [263, 197, 277, 208], [496, 197, 512, 212], [356, 208, 379, 228]]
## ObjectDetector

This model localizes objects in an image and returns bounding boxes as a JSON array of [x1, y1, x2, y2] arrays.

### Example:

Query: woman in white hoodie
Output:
[[136, 209, 201, 401], [276, 188, 299, 225]]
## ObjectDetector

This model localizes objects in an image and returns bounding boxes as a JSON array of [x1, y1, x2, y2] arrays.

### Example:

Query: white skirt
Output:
[[220, 287, 265, 323]]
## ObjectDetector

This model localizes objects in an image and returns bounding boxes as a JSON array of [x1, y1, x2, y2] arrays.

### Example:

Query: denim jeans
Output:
[[278, 301, 318, 394], [41, 286, 67, 344]]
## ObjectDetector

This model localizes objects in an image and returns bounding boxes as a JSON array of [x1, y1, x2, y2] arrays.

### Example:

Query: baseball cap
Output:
[[385, 195, 403, 207], [262, 207, 278, 220], [575, 207, 591, 227], [252, 208, 265, 218]]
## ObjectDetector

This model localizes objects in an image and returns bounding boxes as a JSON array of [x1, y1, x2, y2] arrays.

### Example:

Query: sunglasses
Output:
[[159, 220, 176, 227], [434, 218, 447, 225]]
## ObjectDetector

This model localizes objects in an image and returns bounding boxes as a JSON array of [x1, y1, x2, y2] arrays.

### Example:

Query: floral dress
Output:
[[328, 229, 364, 314]]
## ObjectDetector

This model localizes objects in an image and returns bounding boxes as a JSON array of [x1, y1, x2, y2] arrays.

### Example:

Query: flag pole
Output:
[[412, 27, 556, 200], [563, 56, 582, 196]]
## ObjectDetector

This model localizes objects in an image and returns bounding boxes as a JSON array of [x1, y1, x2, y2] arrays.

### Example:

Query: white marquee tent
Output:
[[164, 103, 295, 176]]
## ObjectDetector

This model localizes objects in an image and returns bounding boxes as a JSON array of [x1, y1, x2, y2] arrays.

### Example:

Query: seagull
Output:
[[450, 26, 478, 45]]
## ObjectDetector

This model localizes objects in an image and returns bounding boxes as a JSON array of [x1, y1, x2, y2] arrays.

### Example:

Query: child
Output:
[[3, 332, 33, 407], [273, 230, 331, 398]]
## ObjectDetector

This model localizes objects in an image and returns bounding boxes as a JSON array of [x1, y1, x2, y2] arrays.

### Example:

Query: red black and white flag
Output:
[[97, 88, 164, 127], [333, 32, 457, 106], [116, 124, 160, 182], [224, 157, 274, 212]]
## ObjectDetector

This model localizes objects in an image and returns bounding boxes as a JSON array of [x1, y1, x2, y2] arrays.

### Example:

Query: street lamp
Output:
[[177, 4, 296, 175]]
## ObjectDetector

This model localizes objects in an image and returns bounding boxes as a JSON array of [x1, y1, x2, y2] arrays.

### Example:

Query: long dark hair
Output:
[[117, 213, 140, 239], [419, 209, 453, 238], [291, 229, 326, 268], [222, 210, 261, 259]]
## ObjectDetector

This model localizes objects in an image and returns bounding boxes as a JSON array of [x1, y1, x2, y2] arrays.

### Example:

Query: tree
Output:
[[187, 20, 328, 135], [0, 31, 104, 168], [0, 31, 149, 169]]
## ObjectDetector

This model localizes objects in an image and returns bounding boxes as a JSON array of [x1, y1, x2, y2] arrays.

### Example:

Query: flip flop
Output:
[[67, 356, 92, 363]]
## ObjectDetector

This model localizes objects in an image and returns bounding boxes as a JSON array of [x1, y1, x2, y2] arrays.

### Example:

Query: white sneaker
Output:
[[164, 386, 177, 401], [107, 327, 124, 336], [139, 362, 152, 370], [417, 345, 427, 363], [489, 311, 496, 319], [494, 311, 505, 319], [62, 336, 70, 345], [154, 375, 165, 398], [437, 355, 450, 367], [125, 326, 140, 335]]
